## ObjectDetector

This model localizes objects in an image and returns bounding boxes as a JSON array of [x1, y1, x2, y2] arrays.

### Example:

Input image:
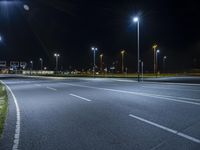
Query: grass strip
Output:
[[0, 83, 8, 138]]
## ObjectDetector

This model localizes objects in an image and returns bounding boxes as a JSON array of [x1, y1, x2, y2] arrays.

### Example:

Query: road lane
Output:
[[0, 76, 200, 150]]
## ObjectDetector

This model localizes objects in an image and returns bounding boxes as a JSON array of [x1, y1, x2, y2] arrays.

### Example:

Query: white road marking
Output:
[[150, 142, 166, 150], [145, 81, 200, 87], [69, 94, 91, 102], [46, 87, 57, 91], [142, 85, 200, 92], [1, 81, 21, 150], [111, 79, 137, 83], [129, 114, 200, 144], [5, 81, 32, 84], [64, 83, 200, 106]]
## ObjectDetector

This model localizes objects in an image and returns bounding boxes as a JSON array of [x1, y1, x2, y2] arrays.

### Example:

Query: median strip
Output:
[[129, 114, 200, 144]]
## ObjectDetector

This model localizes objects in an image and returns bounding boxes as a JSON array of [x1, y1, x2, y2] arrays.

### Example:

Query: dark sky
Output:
[[0, 0, 200, 72]]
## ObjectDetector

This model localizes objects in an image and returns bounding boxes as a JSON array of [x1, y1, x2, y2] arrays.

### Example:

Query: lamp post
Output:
[[153, 44, 158, 75], [141, 61, 144, 82], [30, 61, 33, 75], [39, 58, 43, 71], [91, 47, 98, 77], [54, 53, 60, 73], [121, 50, 125, 73], [156, 50, 160, 76], [163, 56, 167, 73], [133, 17, 140, 82], [100, 54, 103, 73]]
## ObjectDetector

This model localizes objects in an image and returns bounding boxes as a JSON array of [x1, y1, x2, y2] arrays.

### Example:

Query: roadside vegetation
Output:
[[0, 83, 8, 138], [27, 73, 179, 78]]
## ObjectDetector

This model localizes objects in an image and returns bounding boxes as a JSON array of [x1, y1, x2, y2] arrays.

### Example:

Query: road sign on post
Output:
[[0, 61, 6, 67]]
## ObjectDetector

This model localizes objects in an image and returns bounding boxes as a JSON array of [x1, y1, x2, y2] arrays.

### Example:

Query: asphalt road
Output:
[[0, 75, 200, 150]]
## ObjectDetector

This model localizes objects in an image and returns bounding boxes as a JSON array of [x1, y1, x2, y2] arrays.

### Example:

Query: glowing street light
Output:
[[91, 47, 98, 77], [23, 4, 30, 11], [133, 17, 139, 22], [163, 56, 167, 73], [39, 58, 43, 71], [156, 50, 160, 75], [30, 60, 33, 75], [54, 53, 60, 72], [100, 54, 103, 73], [133, 16, 140, 81], [153, 44, 158, 74], [121, 50, 125, 73]]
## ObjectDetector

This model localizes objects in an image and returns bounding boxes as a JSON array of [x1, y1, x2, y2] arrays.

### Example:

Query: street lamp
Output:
[[163, 56, 167, 73], [54, 53, 60, 73], [91, 47, 98, 77], [39, 58, 43, 71], [30, 60, 33, 75], [156, 50, 160, 75], [121, 50, 125, 73], [153, 44, 158, 74], [100, 54, 103, 73], [23, 4, 30, 11], [133, 16, 140, 82]]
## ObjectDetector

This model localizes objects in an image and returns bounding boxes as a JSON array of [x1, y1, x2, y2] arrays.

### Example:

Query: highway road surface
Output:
[[0, 75, 200, 150]]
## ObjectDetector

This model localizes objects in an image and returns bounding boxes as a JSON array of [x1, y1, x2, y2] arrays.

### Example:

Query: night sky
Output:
[[0, 0, 200, 72]]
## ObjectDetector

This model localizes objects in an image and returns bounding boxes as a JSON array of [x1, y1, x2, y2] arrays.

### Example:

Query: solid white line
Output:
[[64, 83, 200, 106], [129, 114, 200, 144], [136, 92, 200, 105], [69, 94, 91, 102], [111, 79, 137, 83], [142, 85, 200, 93], [144, 81, 200, 87], [1, 81, 21, 150], [46, 87, 57, 91]]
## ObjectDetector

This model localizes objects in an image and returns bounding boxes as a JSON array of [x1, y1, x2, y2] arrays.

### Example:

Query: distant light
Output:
[[54, 53, 60, 57], [30, 61, 33, 64], [153, 44, 158, 49], [133, 17, 139, 22], [157, 50, 160, 53], [0, 36, 2, 42], [164, 56, 167, 59], [91, 47, 98, 51], [23, 4, 30, 11]]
